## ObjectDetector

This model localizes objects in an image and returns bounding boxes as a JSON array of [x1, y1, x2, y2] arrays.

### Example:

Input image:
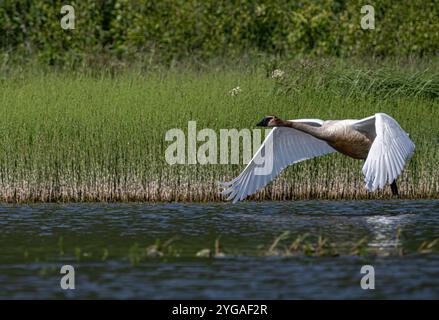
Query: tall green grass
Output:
[[0, 59, 438, 202]]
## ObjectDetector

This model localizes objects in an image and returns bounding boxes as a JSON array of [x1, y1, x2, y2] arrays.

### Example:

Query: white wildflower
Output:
[[228, 86, 242, 96], [271, 69, 285, 79]]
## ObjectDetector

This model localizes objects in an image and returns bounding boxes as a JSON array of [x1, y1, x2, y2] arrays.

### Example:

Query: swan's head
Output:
[[256, 116, 281, 127]]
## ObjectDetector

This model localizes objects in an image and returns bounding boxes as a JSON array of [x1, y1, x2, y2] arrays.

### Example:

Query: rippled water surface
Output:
[[0, 200, 438, 299]]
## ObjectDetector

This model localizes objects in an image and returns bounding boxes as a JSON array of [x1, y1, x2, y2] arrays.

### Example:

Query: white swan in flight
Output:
[[219, 113, 415, 203]]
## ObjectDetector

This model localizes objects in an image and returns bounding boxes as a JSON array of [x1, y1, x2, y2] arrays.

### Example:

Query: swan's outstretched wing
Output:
[[219, 119, 336, 203], [354, 113, 415, 191]]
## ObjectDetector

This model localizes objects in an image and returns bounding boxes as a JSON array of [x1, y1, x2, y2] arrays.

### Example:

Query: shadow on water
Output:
[[0, 200, 438, 299]]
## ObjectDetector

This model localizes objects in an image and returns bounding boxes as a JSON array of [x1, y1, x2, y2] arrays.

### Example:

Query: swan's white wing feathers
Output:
[[219, 120, 336, 203], [358, 113, 415, 191]]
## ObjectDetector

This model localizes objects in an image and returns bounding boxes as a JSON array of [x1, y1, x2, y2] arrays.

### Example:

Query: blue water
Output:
[[0, 200, 438, 299]]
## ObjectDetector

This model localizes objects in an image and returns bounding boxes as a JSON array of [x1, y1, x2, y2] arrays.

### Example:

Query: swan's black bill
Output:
[[256, 117, 273, 127]]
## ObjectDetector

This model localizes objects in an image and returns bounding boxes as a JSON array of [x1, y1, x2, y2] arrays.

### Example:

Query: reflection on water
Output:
[[0, 200, 438, 299], [366, 215, 409, 251]]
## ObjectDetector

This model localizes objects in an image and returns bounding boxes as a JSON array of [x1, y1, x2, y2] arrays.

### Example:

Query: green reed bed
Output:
[[0, 59, 438, 202]]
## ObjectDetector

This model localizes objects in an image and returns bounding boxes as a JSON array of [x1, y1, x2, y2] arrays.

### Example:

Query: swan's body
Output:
[[219, 113, 415, 203], [319, 120, 373, 159]]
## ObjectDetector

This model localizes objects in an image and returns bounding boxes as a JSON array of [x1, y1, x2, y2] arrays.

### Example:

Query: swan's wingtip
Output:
[[217, 180, 230, 188]]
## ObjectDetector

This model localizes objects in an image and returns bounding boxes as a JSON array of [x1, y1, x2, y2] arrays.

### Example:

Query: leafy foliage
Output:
[[1, 0, 439, 67]]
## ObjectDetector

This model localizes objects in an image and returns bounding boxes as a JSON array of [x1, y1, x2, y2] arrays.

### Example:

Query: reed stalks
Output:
[[0, 59, 438, 202]]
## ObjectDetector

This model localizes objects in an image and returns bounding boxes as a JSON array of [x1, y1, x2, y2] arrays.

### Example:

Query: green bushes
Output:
[[1, 0, 438, 67]]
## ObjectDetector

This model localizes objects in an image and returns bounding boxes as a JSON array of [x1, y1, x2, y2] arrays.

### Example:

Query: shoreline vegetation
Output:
[[2, 1, 439, 67], [0, 58, 438, 202], [9, 232, 439, 265]]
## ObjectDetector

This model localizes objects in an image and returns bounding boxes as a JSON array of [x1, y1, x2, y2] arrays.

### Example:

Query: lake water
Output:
[[0, 200, 438, 299]]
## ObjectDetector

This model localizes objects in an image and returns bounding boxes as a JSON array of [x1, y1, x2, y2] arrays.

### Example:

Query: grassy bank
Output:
[[0, 58, 438, 202]]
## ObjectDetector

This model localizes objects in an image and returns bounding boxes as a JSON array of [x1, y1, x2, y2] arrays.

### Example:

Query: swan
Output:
[[219, 113, 415, 203]]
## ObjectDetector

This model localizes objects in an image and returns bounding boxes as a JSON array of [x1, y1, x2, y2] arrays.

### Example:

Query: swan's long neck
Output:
[[277, 120, 327, 140]]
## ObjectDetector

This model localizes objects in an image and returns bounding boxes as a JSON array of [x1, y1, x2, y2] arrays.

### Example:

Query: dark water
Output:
[[0, 200, 438, 299]]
